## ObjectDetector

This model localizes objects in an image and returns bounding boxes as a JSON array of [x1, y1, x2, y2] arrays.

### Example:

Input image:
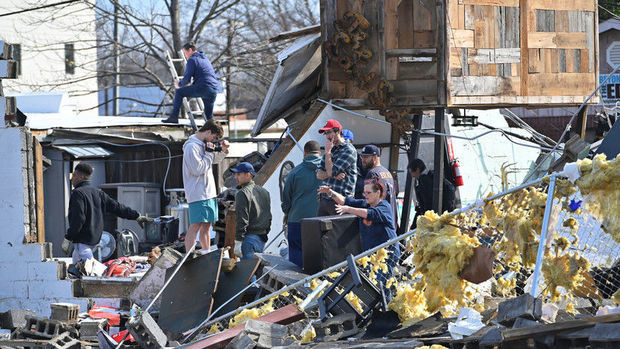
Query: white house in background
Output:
[[0, 0, 98, 116]]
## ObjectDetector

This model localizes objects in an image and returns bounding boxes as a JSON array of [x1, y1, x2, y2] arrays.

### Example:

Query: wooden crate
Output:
[[320, 0, 599, 108]]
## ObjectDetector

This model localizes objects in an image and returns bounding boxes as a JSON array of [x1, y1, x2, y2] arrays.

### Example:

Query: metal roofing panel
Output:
[[53, 145, 114, 158]]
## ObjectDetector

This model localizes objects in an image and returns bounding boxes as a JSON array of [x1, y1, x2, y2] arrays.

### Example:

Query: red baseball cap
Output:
[[318, 119, 343, 133]]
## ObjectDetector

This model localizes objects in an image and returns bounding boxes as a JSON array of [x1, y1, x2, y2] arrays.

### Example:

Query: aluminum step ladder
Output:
[[165, 50, 206, 131]]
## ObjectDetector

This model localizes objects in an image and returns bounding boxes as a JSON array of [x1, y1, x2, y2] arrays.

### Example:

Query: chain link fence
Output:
[[187, 171, 619, 343]]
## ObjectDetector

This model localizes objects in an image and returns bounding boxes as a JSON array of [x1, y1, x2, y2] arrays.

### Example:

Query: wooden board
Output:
[[450, 76, 520, 96], [211, 259, 260, 317], [503, 313, 620, 341], [33, 137, 45, 243], [521, 72, 594, 96], [461, 0, 518, 6], [467, 48, 521, 64], [529, 0, 595, 12], [452, 29, 475, 47], [449, 95, 598, 105], [528, 32, 587, 49]]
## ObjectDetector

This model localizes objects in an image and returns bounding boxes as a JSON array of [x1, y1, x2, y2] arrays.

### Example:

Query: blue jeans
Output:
[[170, 84, 217, 120], [287, 223, 303, 268], [72, 243, 95, 264], [241, 234, 265, 260]]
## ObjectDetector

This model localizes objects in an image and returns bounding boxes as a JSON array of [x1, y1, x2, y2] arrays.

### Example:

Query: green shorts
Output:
[[188, 198, 218, 224]]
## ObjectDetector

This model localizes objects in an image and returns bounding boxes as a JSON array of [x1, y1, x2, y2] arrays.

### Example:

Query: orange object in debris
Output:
[[88, 303, 125, 326], [112, 330, 135, 343]]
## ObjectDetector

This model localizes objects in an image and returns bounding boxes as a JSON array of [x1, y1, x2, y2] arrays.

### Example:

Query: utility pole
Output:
[[113, 1, 120, 116]]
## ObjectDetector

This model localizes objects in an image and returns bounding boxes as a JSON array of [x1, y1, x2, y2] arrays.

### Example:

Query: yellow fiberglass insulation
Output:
[[495, 277, 517, 297], [387, 282, 429, 322], [542, 252, 591, 302], [228, 298, 276, 328], [411, 211, 480, 313], [613, 289, 620, 304], [576, 154, 620, 243]]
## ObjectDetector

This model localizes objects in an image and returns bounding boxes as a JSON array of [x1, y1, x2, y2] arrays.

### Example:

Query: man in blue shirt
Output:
[[316, 119, 358, 216], [163, 42, 221, 124], [281, 141, 322, 267]]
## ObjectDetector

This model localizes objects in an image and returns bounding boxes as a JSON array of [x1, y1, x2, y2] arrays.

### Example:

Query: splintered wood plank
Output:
[[565, 49, 574, 72], [474, 5, 495, 48], [535, 9, 555, 32], [385, 0, 400, 80], [580, 49, 589, 73], [555, 10, 569, 32], [529, 0, 595, 12], [468, 48, 521, 64], [461, 0, 518, 5], [584, 11, 594, 73], [520, 0, 532, 95], [528, 48, 541, 73], [465, 5, 475, 30], [398, 0, 414, 47], [529, 73, 594, 95], [528, 32, 587, 49], [452, 29, 475, 47], [450, 76, 520, 95]]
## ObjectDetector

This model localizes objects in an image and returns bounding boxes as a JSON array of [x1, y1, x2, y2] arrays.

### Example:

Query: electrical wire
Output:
[[0, 0, 80, 17], [414, 129, 560, 152], [317, 98, 390, 124]]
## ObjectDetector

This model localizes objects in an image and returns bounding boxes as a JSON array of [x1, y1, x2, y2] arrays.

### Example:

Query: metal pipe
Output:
[[530, 174, 557, 297], [188, 174, 551, 338], [285, 127, 304, 153]]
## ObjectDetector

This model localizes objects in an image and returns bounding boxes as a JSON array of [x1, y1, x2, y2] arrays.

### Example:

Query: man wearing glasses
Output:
[[316, 119, 358, 216]]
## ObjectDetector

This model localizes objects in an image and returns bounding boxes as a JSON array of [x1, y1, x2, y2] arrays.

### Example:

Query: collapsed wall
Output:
[[0, 127, 87, 316]]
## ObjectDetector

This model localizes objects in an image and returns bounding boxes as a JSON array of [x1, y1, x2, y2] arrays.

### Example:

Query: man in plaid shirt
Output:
[[316, 119, 358, 216]]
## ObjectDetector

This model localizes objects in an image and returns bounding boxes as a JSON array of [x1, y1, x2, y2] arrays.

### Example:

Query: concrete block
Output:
[[78, 318, 108, 341], [479, 326, 505, 348], [495, 294, 542, 326], [0, 309, 37, 329], [226, 331, 257, 349], [127, 312, 167, 349], [45, 331, 80, 349], [257, 334, 293, 348], [0, 280, 29, 298], [0, 244, 45, 263], [29, 280, 74, 299], [50, 303, 79, 324], [0, 262, 29, 281], [29, 261, 64, 281], [19, 315, 71, 340], [313, 313, 358, 342], [244, 320, 288, 338]]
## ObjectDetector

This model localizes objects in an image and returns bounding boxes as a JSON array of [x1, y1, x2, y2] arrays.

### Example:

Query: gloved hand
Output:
[[61, 238, 72, 255], [234, 240, 243, 258], [136, 216, 154, 228]]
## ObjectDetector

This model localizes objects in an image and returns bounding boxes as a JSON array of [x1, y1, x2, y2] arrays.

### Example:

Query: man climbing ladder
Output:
[[163, 41, 221, 124]]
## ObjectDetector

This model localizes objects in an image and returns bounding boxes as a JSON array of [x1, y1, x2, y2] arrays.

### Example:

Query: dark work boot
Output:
[[162, 117, 178, 124]]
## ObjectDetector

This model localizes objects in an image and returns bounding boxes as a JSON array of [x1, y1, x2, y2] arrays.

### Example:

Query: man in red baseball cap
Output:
[[316, 119, 358, 215]]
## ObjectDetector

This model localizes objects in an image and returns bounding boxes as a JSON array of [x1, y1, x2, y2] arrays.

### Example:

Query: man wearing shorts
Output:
[[183, 119, 229, 252]]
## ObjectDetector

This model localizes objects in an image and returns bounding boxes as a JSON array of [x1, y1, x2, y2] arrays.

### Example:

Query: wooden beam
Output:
[[461, 0, 518, 6], [519, 0, 532, 96], [399, 113, 423, 235], [268, 25, 321, 42], [33, 137, 45, 244], [224, 208, 237, 259], [575, 105, 589, 139], [389, 123, 400, 180], [529, 0, 595, 12], [449, 95, 600, 106], [385, 48, 437, 56]]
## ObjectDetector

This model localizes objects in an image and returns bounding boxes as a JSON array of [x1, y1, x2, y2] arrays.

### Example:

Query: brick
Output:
[[0, 309, 37, 329], [50, 303, 79, 324], [45, 331, 80, 349], [226, 331, 257, 349], [127, 312, 167, 349], [495, 294, 542, 326], [79, 318, 108, 341]]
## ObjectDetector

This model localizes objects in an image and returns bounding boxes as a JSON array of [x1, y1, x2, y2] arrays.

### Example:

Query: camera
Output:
[[205, 141, 223, 152]]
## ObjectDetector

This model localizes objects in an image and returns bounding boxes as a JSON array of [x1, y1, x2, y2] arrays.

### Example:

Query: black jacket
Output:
[[415, 171, 456, 214], [66, 181, 140, 245]]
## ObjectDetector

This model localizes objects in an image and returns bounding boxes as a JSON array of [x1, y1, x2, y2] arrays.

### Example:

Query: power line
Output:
[[0, 0, 80, 18]]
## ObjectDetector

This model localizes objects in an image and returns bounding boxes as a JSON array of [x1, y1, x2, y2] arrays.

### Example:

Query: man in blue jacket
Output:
[[281, 141, 322, 267], [163, 42, 221, 123]]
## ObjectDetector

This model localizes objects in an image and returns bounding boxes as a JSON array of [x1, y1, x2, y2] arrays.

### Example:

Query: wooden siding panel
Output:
[[450, 76, 520, 95], [528, 73, 594, 96], [528, 32, 587, 49], [529, 0, 595, 12]]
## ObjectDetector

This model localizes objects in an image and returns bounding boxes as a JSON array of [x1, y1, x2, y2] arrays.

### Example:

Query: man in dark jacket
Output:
[[281, 141, 322, 267], [62, 163, 151, 264], [408, 159, 456, 229], [163, 41, 221, 123], [232, 162, 272, 260]]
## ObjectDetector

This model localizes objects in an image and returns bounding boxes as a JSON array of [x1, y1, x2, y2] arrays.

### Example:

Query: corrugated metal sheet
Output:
[[53, 145, 114, 158]]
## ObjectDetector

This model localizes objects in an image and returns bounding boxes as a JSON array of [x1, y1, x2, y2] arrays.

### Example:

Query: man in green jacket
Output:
[[232, 162, 272, 260], [281, 141, 322, 267]]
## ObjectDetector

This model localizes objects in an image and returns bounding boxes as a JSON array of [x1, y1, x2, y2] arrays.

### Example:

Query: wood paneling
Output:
[[529, 73, 595, 96], [528, 32, 587, 49]]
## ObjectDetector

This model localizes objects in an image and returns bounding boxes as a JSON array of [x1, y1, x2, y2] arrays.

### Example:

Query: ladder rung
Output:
[[171, 58, 184, 62]]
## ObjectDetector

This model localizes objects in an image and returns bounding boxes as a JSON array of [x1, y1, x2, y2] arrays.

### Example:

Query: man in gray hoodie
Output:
[[281, 141, 322, 267], [183, 119, 229, 252]]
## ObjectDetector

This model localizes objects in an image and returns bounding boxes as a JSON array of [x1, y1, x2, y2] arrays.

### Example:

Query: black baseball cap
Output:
[[361, 145, 380, 156], [230, 162, 256, 175]]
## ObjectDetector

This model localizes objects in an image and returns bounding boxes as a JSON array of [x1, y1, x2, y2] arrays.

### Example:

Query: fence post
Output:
[[530, 174, 557, 297]]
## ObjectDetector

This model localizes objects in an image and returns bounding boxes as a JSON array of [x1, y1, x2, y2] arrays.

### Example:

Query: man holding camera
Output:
[[183, 119, 229, 253]]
